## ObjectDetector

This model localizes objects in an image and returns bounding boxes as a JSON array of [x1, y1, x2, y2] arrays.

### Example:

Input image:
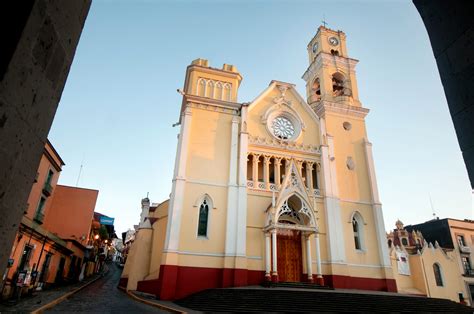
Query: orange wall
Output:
[[43, 185, 98, 243], [25, 142, 63, 220], [7, 235, 70, 284]]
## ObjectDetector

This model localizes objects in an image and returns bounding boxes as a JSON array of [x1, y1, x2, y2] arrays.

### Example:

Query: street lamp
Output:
[[94, 234, 99, 240]]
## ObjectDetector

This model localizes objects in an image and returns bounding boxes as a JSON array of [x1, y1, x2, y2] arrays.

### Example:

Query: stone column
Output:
[[296, 159, 304, 177], [252, 153, 260, 188], [315, 163, 320, 189], [306, 162, 314, 191], [274, 157, 281, 188], [264, 155, 271, 190], [306, 234, 313, 283], [271, 229, 278, 282], [315, 233, 324, 285], [265, 233, 271, 281]]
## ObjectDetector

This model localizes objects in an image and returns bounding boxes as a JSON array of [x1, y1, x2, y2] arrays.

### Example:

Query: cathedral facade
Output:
[[121, 26, 396, 300]]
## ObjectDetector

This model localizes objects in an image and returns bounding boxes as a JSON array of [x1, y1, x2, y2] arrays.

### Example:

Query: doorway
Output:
[[277, 229, 302, 282]]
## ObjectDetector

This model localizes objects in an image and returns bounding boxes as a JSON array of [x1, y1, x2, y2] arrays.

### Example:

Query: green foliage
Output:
[[99, 225, 109, 240]]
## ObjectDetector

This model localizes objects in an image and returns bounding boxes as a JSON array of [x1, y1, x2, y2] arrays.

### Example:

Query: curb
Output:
[[31, 272, 104, 314], [120, 288, 185, 313]]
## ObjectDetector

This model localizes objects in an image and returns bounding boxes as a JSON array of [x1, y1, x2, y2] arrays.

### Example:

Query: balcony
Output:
[[247, 180, 321, 197], [459, 245, 471, 254], [33, 212, 45, 224], [463, 269, 474, 277], [42, 182, 53, 196]]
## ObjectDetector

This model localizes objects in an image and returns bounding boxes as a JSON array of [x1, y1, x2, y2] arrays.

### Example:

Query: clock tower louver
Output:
[[120, 25, 397, 300]]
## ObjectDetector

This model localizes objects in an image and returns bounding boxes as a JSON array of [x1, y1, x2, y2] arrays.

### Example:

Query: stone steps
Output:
[[175, 288, 472, 312]]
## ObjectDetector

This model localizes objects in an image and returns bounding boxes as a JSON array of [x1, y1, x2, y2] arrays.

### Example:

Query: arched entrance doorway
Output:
[[263, 160, 324, 285]]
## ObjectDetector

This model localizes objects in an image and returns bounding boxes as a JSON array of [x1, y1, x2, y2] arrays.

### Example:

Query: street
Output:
[[46, 263, 165, 313]]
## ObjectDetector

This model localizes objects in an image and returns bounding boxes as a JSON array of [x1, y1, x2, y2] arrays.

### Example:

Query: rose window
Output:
[[272, 116, 295, 140]]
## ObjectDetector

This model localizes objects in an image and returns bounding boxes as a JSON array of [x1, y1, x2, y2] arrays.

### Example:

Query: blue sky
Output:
[[49, 0, 473, 235]]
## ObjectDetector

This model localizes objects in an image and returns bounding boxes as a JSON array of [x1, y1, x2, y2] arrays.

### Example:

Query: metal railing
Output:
[[42, 182, 53, 196], [34, 211, 45, 224]]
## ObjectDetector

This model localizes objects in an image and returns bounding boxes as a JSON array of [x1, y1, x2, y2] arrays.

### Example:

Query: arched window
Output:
[[332, 73, 344, 97], [206, 80, 215, 98], [197, 78, 206, 96], [352, 217, 361, 250], [388, 239, 392, 248], [312, 78, 321, 102], [401, 238, 408, 246], [198, 199, 210, 237], [223, 83, 232, 101], [215, 82, 223, 100], [433, 263, 443, 286]]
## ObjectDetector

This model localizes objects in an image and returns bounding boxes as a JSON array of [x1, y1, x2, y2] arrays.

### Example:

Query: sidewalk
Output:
[[128, 291, 196, 314], [0, 271, 104, 313]]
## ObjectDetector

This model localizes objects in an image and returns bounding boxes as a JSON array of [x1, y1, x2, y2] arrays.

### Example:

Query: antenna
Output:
[[429, 193, 437, 219], [76, 154, 85, 187]]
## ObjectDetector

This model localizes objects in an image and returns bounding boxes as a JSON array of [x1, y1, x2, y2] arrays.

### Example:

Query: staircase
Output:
[[175, 288, 472, 312], [261, 281, 333, 290]]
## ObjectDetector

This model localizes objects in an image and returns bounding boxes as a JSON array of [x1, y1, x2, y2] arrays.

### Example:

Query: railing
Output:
[[34, 211, 45, 224], [459, 245, 471, 254], [42, 182, 53, 196], [247, 180, 321, 196], [464, 269, 474, 277]]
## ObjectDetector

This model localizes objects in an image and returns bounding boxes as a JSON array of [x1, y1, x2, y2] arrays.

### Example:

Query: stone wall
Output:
[[0, 0, 91, 271], [413, 0, 474, 189]]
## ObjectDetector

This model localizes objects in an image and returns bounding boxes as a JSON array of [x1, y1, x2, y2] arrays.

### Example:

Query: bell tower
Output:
[[302, 26, 361, 108], [302, 26, 393, 280]]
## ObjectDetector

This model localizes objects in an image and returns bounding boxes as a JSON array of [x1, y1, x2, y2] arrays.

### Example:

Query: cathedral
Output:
[[121, 26, 396, 300]]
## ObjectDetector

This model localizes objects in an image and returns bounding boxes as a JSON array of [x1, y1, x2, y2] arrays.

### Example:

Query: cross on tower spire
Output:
[[322, 15, 328, 28]]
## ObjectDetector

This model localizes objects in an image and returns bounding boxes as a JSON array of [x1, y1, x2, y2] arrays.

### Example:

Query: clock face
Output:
[[328, 36, 339, 46], [272, 116, 295, 140], [312, 43, 318, 53]]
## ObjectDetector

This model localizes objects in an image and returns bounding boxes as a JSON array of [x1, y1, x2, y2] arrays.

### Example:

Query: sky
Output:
[[49, 0, 473, 236]]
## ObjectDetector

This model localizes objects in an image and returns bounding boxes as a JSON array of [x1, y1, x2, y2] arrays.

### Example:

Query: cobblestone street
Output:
[[46, 263, 165, 313]]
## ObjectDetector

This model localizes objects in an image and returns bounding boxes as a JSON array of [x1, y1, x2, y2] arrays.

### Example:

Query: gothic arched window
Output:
[[433, 263, 443, 286], [197, 78, 206, 96], [198, 199, 209, 237], [352, 217, 361, 250]]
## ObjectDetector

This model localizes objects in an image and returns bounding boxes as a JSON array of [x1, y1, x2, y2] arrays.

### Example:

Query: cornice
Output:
[[248, 134, 321, 155], [185, 94, 241, 115], [313, 100, 369, 119], [302, 52, 359, 82]]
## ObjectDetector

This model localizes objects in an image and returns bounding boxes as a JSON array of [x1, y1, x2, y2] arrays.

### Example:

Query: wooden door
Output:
[[277, 230, 302, 282]]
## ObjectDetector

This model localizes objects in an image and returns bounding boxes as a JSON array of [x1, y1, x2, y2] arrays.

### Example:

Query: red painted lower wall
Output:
[[118, 277, 128, 289], [134, 265, 397, 300], [137, 278, 160, 295], [324, 274, 397, 292]]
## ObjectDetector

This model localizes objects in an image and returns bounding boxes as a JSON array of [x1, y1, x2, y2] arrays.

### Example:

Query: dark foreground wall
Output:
[[413, 0, 474, 189], [0, 0, 91, 271]]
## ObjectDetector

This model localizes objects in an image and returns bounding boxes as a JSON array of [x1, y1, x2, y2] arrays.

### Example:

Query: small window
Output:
[[197, 199, 209, 237], [37, 197, 46, 214], [45, 169, 54, 185], [458, 235, 466, 247], [352, 217, 361, 250], [388, 239, 392, 248], [401, 238, 408, 246], [462, 256, 472, 274], [343, 121, 352, 131], [433, 263, 443, 286]]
